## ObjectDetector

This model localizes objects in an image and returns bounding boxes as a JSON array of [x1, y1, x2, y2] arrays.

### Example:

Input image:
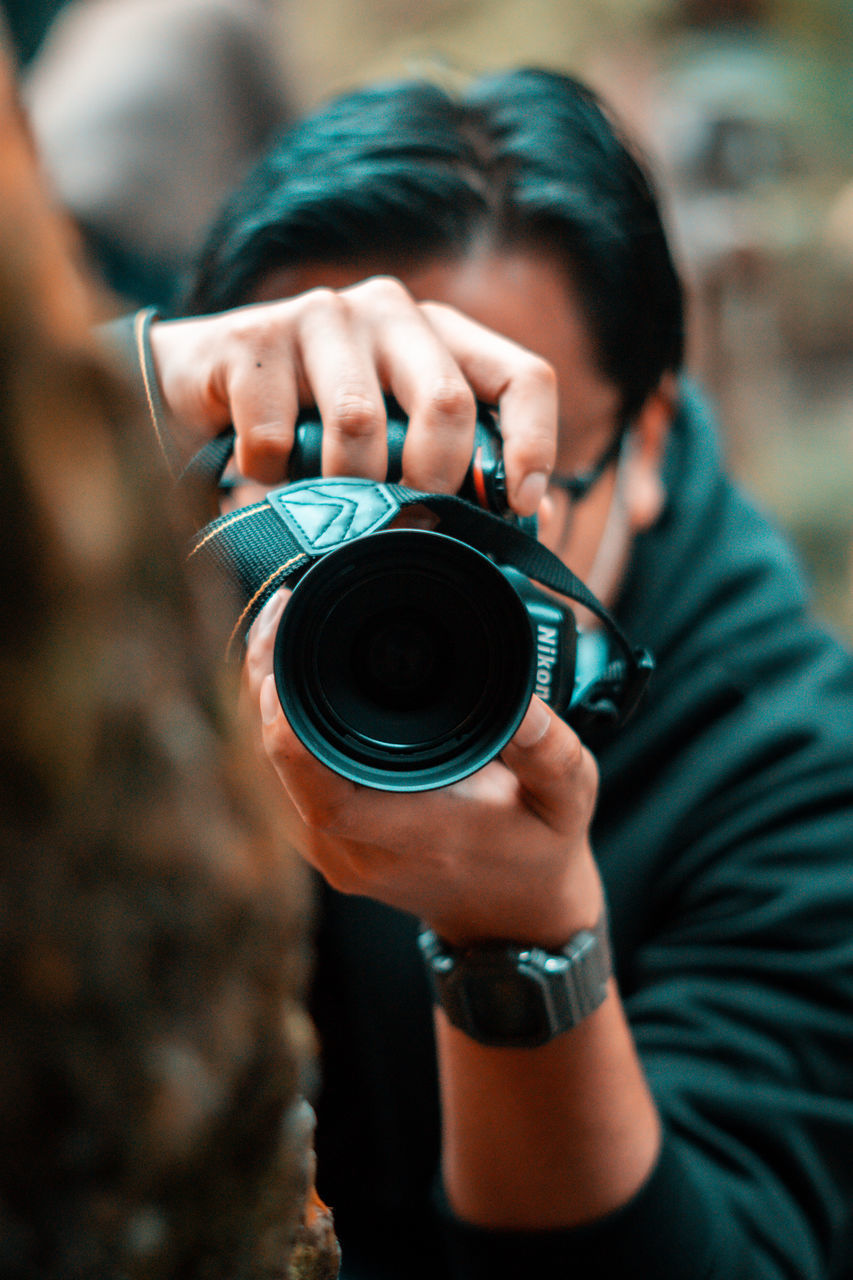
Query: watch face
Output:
[[459, 966, 551, 1045], [420, 915, 609, 1048]]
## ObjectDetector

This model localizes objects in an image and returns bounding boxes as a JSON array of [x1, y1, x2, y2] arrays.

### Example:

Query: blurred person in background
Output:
[[8, 0, 294, 309], [0, 0, 69, 66], [160, 69, 853, 1280]]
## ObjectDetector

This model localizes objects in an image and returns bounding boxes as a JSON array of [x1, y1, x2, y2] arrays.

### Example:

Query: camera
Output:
[[271, 400, 576, 791], [191, 399, 652, 792]]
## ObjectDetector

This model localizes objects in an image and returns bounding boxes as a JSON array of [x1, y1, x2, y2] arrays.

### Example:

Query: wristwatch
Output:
[[417, 910, 611, 1048]]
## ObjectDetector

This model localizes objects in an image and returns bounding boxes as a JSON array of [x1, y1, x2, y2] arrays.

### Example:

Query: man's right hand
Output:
[[148, 276, 558, 516]]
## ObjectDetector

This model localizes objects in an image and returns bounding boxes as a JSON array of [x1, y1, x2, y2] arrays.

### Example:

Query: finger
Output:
[[421, 301, 558, 516], [259, 674, 366, 825], [256, 673, 446, 851], [229, 381, 299, 485], [500, 696, 598, 832], [295, 287, 389, 480], [208, 306, 302, 484], [344, 278, 478, 494], [256, 693, 390, 890], [245, 588, 289, 692], [147, 319, 223, 427], [240, 590, 290, 765]]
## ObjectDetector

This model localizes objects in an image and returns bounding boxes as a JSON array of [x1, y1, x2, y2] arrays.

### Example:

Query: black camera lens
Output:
[[273, 529, 536, 791]]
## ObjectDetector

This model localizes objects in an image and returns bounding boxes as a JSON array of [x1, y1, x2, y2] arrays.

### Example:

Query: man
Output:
[[170, 68, 853, 1279]]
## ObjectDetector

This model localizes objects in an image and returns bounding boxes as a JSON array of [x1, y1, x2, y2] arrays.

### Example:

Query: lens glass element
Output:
[[274, 529, 535, 790]]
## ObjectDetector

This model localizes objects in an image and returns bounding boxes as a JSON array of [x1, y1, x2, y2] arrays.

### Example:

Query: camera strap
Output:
[[189, 475, 653, 733]]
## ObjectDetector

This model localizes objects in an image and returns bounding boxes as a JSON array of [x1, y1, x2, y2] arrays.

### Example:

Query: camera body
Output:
[[270, 401, 578, 791]]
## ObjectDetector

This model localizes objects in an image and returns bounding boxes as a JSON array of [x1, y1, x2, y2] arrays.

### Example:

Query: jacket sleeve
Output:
[[97, 308, 184, 477]]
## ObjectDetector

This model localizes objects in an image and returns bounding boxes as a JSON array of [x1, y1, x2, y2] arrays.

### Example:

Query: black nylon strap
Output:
[[388, 489, 624, 643], [189, 499, 310, 656], [179, 428, 235, 492]]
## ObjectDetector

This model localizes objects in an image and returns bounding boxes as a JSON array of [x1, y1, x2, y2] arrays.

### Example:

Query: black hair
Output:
[[184, 68, 684, 420]]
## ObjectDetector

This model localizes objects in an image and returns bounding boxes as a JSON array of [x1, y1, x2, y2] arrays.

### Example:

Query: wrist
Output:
[[426, 845, 605, 953]]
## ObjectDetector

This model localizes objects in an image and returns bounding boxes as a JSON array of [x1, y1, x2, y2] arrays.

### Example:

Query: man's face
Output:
[[250, 247, 669, 608]]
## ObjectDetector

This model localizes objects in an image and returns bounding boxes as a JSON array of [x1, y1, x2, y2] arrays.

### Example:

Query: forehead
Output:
[[251, 249, 622, 459]]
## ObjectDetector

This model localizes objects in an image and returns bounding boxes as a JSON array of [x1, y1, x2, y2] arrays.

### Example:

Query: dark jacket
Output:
[[310, 388, 853, 1279]]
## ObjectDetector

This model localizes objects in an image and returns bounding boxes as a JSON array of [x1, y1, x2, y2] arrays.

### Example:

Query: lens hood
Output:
[[273, 528, 536, 791]]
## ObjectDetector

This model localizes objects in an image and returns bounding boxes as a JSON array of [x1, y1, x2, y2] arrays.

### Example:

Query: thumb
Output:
[[511, 695, 552, 750], [501, 696, 598, 833]]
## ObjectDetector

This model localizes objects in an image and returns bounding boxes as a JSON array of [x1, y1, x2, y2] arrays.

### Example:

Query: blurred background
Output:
[[4, 0, 853, 636]]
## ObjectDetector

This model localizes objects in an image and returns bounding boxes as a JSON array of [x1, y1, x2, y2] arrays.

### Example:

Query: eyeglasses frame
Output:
[[547, 423, 630, 505]]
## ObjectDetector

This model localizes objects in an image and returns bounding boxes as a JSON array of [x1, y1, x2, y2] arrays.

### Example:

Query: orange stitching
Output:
[[189, 503, 266, 556], [226, 556, 306, 657]]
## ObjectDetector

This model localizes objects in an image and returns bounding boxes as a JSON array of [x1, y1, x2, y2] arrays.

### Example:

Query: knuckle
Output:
[[228, 313, 279, 360], [344, 845, 389, 885], [521, 352, 558, 395], [354, 275, 412, 307], [302, 285, 346, 313], [234, 423, 286, 479], [293, 287, 349, 334], [548, 726, 588, 782], [295, 773, 363, 836], [239, 419, 280, 447], [328, 390, 383, 439], [297, 793, 341, 832], [422, 375, 476, 426]]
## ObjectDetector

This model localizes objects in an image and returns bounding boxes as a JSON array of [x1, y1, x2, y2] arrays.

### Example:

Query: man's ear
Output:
[[624, 372, 678, 533]]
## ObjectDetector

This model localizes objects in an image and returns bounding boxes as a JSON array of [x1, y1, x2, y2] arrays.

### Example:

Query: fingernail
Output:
[[513, 696, 550, 748], [515, 471, 548, 515], [260, 674, 281, 724], [253, 591, 285, 641]]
